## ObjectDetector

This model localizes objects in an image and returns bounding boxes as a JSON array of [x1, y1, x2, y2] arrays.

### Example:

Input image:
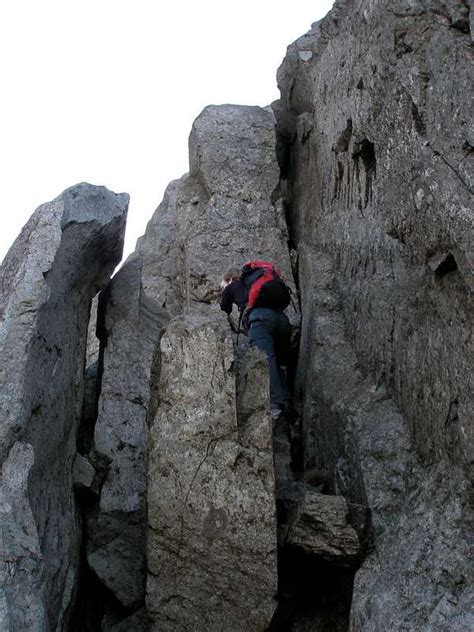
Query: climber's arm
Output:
[[220, 285, 234, 315]]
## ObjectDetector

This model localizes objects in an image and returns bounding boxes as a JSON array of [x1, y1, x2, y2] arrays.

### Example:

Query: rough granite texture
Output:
[[288, 489, 368, 566], [144, 105, 300, 630], [85, 169, 186, 615], [86, 256, 167, 612], [275, 0, 473, 629], [85, 105, 298, 628], [147, 317, 277, 630], [0, 184, 127, 631]]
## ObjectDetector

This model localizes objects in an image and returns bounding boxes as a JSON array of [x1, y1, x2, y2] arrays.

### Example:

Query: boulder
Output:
[[287, 489, 368, 566]]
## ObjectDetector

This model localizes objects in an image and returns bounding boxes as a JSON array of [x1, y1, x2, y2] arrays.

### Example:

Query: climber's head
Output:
[[220, 269, 239, 290]]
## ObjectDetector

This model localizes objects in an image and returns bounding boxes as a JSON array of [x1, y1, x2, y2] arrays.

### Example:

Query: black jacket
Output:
[[219, 280, 247, 315]]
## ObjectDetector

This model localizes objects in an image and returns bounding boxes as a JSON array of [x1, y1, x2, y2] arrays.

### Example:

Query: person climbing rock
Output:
[[220, 261, 294, 418], [219, 268, 247, 332]]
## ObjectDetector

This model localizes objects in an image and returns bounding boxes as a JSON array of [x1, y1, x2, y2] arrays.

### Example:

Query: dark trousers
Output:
[[248, 307, 292, 410]]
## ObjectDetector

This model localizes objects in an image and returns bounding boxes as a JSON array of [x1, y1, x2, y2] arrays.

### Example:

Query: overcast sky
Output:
[[0, 0, 334, 263]]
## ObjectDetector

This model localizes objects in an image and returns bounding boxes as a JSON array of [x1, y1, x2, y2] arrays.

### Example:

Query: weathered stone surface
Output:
[[84, 104, 298, 626], [86, 295, 100, 367], [276, 1, 473, 628], [84, 178, 184, 614], [104, 608, 150, 632], [2, 7, 469, 628], [147, 312, 277, 631], [0, 442, 46, 631], [288, 489, 367, 566], [189, 104, 279, 201], [142, 105, 298, 629], [185, 105, 298, 312], [86, 257, 165, 610], [0, 183, 127, 630]]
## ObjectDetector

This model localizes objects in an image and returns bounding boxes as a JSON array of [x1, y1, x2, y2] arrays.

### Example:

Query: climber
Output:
[[219, 269, 248, 322], [220, 261, 293, 417]]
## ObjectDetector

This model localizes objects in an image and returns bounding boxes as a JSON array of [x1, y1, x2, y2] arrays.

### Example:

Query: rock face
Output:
[[275, 0, 473, 629], [1, 4, 471, 629], [0, 184, 127, 631], [83, 173, 192, 620], [147, 318, 277, 630], [143, 105, 299, 630], [84, 104, 298, 629], [85, 257, 165, 614]]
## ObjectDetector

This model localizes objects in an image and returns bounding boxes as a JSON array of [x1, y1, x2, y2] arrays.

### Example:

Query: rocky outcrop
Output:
[[86, 258, 164, 613], [82, 176, 185, 621], [147, 318, 277, 630], [83, 104, 298, 629], [275, 0, 473, 629], [144, 105, 298, 630], [1, 4, 471, 630], [0, 184, 127, 631]]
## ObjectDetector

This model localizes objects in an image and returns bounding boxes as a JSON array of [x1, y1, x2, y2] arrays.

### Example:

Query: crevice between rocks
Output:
[[71, 286, 152, 631], [269, 113, 370, 631]]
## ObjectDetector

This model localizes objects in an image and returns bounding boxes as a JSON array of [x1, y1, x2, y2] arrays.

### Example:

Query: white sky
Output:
[[0, 0, 333, 263]]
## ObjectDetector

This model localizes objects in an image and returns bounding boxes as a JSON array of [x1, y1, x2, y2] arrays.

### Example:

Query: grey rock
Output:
[[0, 442, 46, 632], [186, 105, 298, 313], [85, 295, 100, 367], [88, 104, 298, 623], [85, 178, 186, 612], [0, 183, 127, 630], [73, 454, 96, 490], [104, 608, 150, 632], [143, 104, 298, 629], [189, 104, 279, 202], [235, 346, 275, 450], [288, 490, 368, 566], [146, 312, 277, 631], [86, 256, 164, 610], [275, 1, 473, 627]]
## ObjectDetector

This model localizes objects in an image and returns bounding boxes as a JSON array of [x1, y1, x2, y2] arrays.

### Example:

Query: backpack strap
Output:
[[246, 269, 273, 310]]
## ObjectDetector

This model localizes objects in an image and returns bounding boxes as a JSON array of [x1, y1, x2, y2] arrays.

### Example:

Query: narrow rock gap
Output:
[[352, 139, 376, 208], [70, 291, 140, 631], [270, 122, 365, 631], [270, 550, 355, 631], [70, 488, 132, 632], [270, 399, 362, 630], [70, 298, 108, 631]]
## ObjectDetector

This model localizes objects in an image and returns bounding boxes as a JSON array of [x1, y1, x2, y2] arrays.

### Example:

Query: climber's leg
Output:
[[248, 307, 290, 411]]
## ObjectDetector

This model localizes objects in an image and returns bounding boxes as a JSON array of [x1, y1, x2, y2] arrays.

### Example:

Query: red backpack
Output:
[[240, 260, 291, 313]]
